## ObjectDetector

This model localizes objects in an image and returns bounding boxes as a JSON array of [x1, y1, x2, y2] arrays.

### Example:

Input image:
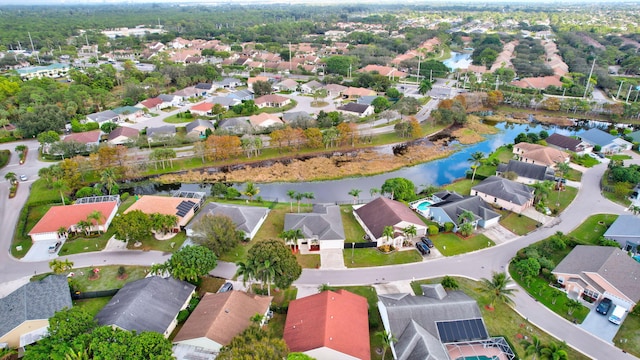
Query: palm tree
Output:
[[76, 220, 92, 236], [382, 226, 395, 246], [38, 167, 53, 186], [57, 226, 68, 239], [49, 259, 73, 274], [293, 192, 304, 213], [243, 182, 260, 202], [631, 205, 640, 215], [555, 161, 571, 205], [541, 341, 569, 360], [4, 172, 16, 184], [478, 272, 517, 308], [521, 336, 544, 360], [457, 210, 475, 225], [565, 299, 581, 315], [348, 188, 362, 204], [418, 79, 432, 95], [369, 187, 379, 198], [468, 151, 485, 183], [86, 211, 104, 234], [100, 168, 118, 195], [302, 192, 314, 205], [403, 225, 417, 241], [287, 190, 296, 212], [532, 180, 553, 206], [258, 260, 276, 296], [375, 330, 397, 360], [235, 259, 257, 292], [52, 180, 68, 205], [318, 283, 333, 292]]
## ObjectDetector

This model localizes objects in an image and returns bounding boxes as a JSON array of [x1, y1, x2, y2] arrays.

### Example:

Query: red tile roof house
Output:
[[254, 94, 291, 109], [138, 97, 164, 111], [63, 130, 102, 147], [190, 102, 214, 116], [284, 290, 370, 360], [353, 197, 427, 248], [249, 113, 284, 129], [107, 126, 139, 146], [511, 75, 563, 90], [359, 64, 409, 79], [28, 201, 118, 242]]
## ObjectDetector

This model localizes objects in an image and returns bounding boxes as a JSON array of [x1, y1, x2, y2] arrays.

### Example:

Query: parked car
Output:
[[218, 282, 233, 293], [609, 305, 626, 325], [421, 236, 434, 248], [587, 152, 598, 159], [19, 174, 27, 181], [416, 242, 430, 255], [597, 152, 605, 159], [48, 241, 62, 254], [596, 298, 612, 315]]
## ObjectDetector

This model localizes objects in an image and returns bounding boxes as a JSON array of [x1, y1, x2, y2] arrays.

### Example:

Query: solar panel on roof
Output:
[[436, 318, 488, 343]]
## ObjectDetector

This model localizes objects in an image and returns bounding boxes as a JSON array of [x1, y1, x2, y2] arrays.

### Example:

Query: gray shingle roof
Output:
[[579, 128, 616, 147], [158, 94, 178, 102], [284, 204, 345, 241], [604, 215, 640, 238], [497, 160, 555, 181], [545, 133, 582, 152], [553, 245, 640, 303], [147, 125, 176, 137], [379, 288, 486, 360], [355, 197, 424, 238], [95, 276, 195, 334], [218, 118, 251, 133], [337, 102, 371, 114], [195, 83, 213, 90], [356, 95, 378, 105], [185, 119, 215, 134], [208, 96, 238, 107], [87, 110, 119, 123], [472, 176, 534, 206], [186, 202, 269, 236], [0, 275, 72, 338], [628, 130, 640, 143], [282, 111, 312, 123], [430, 196, 501, 223]]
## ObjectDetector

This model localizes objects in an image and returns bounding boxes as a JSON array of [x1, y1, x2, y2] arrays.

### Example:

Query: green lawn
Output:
[[295, 253, 321, 269], [614, 312, 640, 357], [126, 232, 187, 252], [499, 211, 540, 236], [565, 168, 582, 182], [569, 214, 618, 245], [59, 235, 110, 255], [68, 265, 150, 292], [268, 287, 298, 338], [548, 185, 578, 215], [431, 233, 494, 256], [572, 154, 600, 168], [340, 205, 367, 243], [73, 297, 112, 317], [411, 278, 591, 360], [607, 154, 632, 161], [344, 248, 423, 268], [163, 114, 194, 124], [444, 179, 473, 195]]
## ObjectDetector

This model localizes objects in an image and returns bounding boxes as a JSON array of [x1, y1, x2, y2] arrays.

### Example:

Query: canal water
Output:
[[129, 121, 580, 203]]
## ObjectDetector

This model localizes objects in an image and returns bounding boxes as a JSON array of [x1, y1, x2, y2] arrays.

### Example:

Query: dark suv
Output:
[[421, 236, 434, 248], [416, 242, 430, 255], [596, 298, 612, 315]]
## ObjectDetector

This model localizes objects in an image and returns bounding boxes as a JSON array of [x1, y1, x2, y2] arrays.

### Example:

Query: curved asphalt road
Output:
[[1, 139, 638, 359]]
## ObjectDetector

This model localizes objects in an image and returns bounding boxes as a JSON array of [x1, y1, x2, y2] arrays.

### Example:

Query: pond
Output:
[[130, 121, 580, 203], [443, 51, 473, 71]]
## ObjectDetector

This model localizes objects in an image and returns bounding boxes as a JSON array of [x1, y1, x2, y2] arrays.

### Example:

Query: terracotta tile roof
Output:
[[140, 97, 163, 108], [359, 64, 408, 78], [107, 126, 139, 142], [343, 87, 377, 97], [190, 102, 214, 112], [173, 291, 272, 346], [254, 94, 290, 106], [355, 197, 424, 239], [284, 290, 370, 360], [511, 76, 563, 90], [248, 76, 269, 84], [124, 195, 199, 227], [515, 142, 570, 167], [29, 202, 118, 235], [248, 113, 283, 127], [63, 130, 101, 144]]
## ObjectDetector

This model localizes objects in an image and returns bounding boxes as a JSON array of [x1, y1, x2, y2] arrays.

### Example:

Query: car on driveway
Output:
[[19, 174, 27, 181], [596, 298, 612, 315], [218, 282, 233, 293], [421, 236, 434, 248], [48, 241, 62, 254], [416, 242, 430, 255]]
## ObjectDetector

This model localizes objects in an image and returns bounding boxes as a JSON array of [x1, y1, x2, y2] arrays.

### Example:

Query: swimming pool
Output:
[[633, 255, 640, 263], [455, 356, 497, 360], [416, 201, 432, 211]]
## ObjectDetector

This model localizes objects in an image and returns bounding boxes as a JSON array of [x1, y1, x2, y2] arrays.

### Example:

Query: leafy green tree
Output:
[[17, 104, 67, 137], [100, 122, 117, 134], [243, 182, 260, 202], [324, 55, 357, 76], [478, 272, 517, 308], [252, 80, 273, 96], [468, 151, 485, 183], [49, 259, 74, 274], [246, 238, 301, 290], [218, 326, 288, 360], [514, 258, 541, 280], [151, 245, 217, 283], [403, 224, 417, 240], [190, 213, 245, 256], [418, 79, 432, 95], [541, 341, 569, 360], [111, 210, 152, 244], [381, 177, 416, 201], [441, 276, 459, 290], [4, 172, 16, 184], [521, 336, 544, 360], [150, 213, 177, 236], [375, 330, 397, 360], [371, 96, 390, 113], [348, 188, 362, 204], [386, 87, 401, 99], [37, 130, 60, 146]]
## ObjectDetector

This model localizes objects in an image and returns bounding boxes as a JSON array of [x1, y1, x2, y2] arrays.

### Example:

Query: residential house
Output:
[[426, 192, 501, 231], [579, 128, 633, 154], [254, 94, 291, 108], [353, 197, 427, 248], [172, 87, 199, 101], [337, 103, 374, 118], [545, 133, 593, 155], [324, 83, 347, 98], [112, 106, 144, 122], [28, 201, 119, 242], [15, 63, 69, 80], [194, 83, 214, 96], [124, 195, 202, 231], [471, 176, 534, 213], [0, 275, 72, 348], [172, 291, 273, 359], [378, 284, 515, 360], [107, 126, 139, 145], [284, 204, 345, 251], [158, 94, 182, 108], [247, 76, 270, 92], [214, 77, 243, 89], [146, 126, 177, 141], [342, 87, 377, 100], [189, 103, 214, 117], [185, 202, 269, 240], [227, 89, 254, 102], [359, 64, 408, 78], [553, 245, 640, 310], [300, 80, 323, 94], [603, 215, 640, 252], [139, 97, 163, 111], [249, 113, 284, 129], [496, 160, 556, 184], [274, 79, 298, 92], [63, 130, 102, 148], [627, 129, 640, 144], [283, 111, 313, 125], [185, 119, 215, 139], [284, 290, 370, 360], [86, 110, 120, 125], [513, 142, 570, 168], [218, 117, 252, 134], [208, 96, 240, 110], [356, 95, 378, 106], [95, 277, 196, 338], [511, 76, 563, 90]]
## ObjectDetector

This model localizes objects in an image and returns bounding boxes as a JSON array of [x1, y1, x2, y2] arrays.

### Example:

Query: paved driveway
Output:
[[22, 240, 62, 262], [580, 306, 624, 343]]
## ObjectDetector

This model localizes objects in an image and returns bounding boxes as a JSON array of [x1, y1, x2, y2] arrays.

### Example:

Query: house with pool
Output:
[[412, 191, 501, 232], [353, 197, 427, 248]]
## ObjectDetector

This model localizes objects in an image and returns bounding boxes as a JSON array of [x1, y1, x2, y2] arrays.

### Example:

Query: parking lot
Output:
[[579, 301, 627, 342]]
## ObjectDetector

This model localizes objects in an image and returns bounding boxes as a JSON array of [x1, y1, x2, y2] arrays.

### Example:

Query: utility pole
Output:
[[495, 75, 500, 91], [430, 69, 433, 82], [288, 42, 292, 73], [617, 80, 625, 99], [28, 32, 40, 64], [583, 57, 596, 99], [626, 85, 633, 103], [416, 56, 421, 85]]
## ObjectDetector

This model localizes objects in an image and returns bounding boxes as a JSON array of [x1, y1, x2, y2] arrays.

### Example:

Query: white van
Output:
[[608, 305, 626, 325]]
